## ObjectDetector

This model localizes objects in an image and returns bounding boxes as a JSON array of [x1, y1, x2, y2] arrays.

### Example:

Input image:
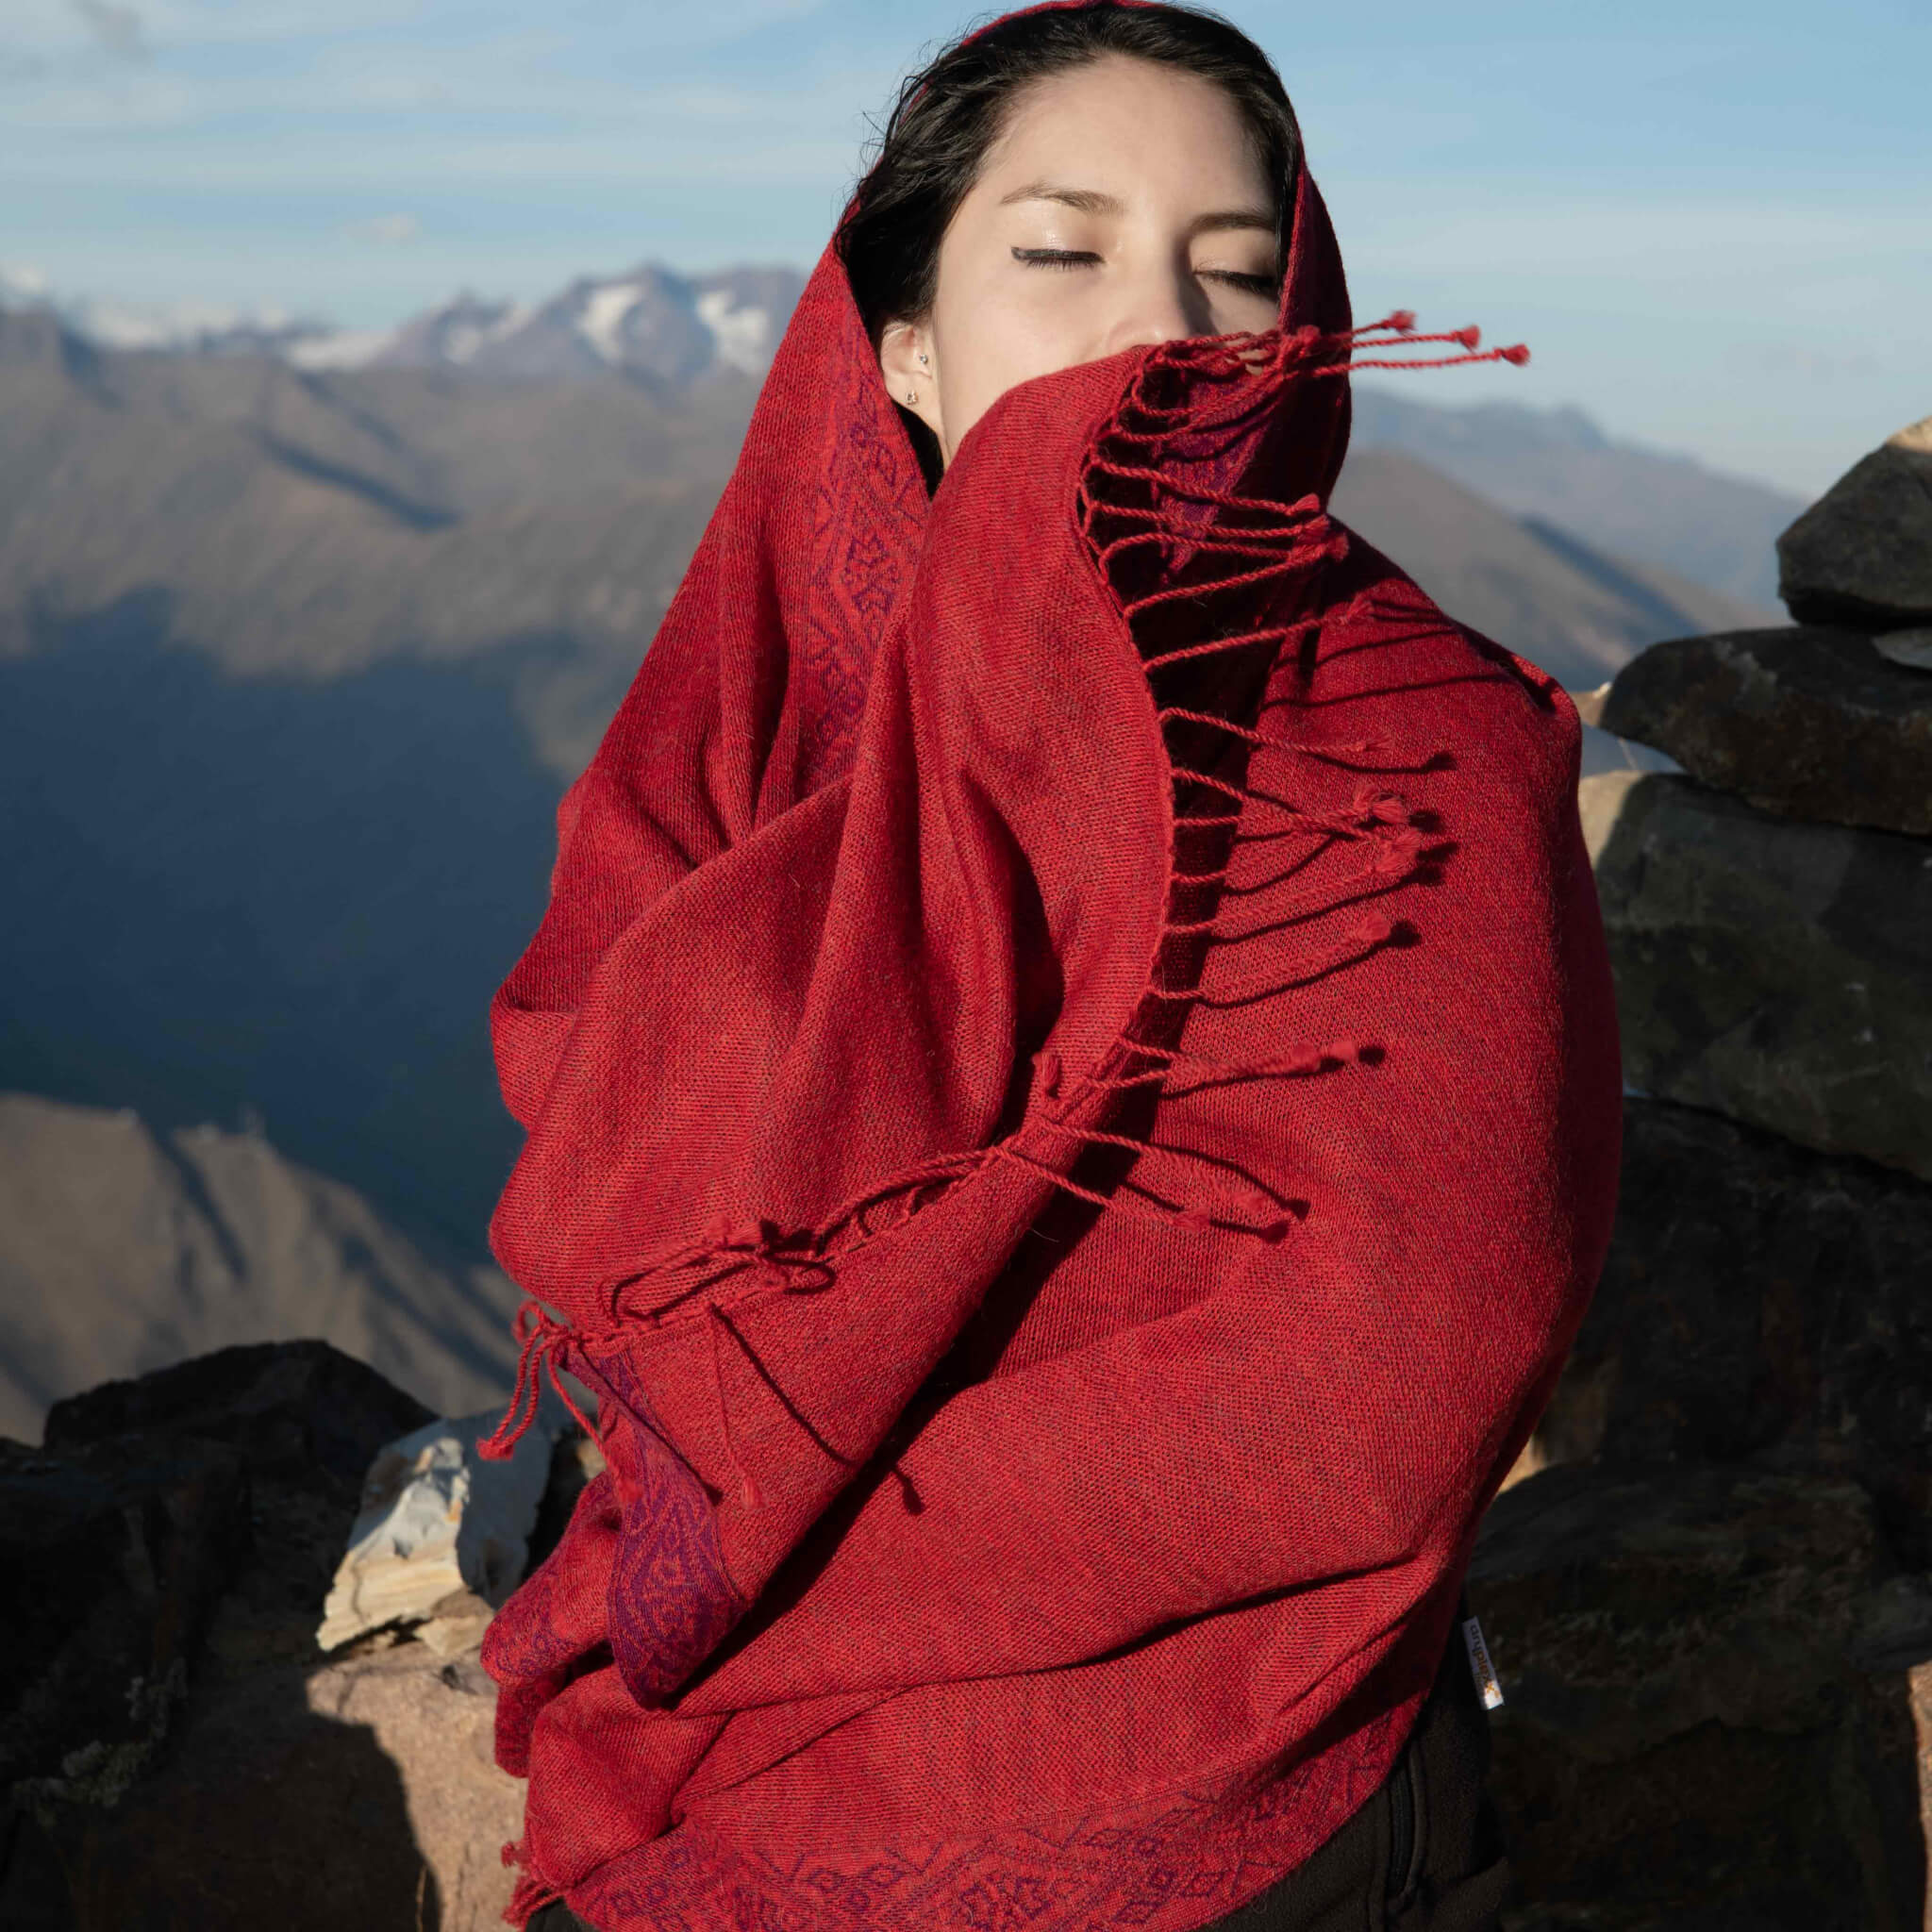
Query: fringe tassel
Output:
[[508, 304, 1502, 1483]]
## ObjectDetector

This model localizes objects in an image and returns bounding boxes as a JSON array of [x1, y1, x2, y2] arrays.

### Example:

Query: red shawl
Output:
[[476, 46, 1622, 1931]]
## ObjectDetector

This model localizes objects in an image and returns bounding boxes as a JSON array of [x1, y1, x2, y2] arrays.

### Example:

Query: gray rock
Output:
[[316, 1396, 565, 1655], [0, 1342, 473, 1927], [0, 1432, 246, 1799], [1599, 625, 1932, 837], [1581, 772, 1932, 1181], [1526, 1097, 1932, 1568], [44, 1339, 434, 1501], [1472, 1461, 1926, 1930], [1777, 423, 1932, 631]]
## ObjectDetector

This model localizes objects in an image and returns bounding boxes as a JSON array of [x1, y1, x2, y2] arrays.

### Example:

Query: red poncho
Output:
[[476, 65, 1622, 1932]]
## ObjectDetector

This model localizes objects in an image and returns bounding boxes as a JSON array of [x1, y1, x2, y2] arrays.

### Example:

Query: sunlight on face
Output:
[[879, 55, 1282, 471]]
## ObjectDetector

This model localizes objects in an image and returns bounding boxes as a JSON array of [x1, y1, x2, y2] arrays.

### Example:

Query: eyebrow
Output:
[[997, 180, 1277, 237], [998, 180, 1124, 215]]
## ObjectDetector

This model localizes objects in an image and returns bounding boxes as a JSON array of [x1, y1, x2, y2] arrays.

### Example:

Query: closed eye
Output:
[[1201, 269, 1280, 297], [1011, 247, 1101, 271], [1013, 248, 1278, 298]]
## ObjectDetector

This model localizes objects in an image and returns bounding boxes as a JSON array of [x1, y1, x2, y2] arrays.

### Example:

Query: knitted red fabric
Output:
[[475, 49, 1622, 1931]]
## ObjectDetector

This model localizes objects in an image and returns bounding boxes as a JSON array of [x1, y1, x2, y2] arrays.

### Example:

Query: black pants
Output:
[[1208, 1592, 1511, 1932], [531, 1595, 1508, 1932]]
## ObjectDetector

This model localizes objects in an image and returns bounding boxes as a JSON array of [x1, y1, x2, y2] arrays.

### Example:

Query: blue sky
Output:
[[4, 0, 1926, 494]]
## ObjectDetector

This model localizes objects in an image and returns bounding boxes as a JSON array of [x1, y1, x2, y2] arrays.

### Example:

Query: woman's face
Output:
[[879, 55, 1282, 469]]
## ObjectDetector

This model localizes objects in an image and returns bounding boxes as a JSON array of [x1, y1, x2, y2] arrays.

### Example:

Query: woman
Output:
[[480, 6, 1622, 1931]]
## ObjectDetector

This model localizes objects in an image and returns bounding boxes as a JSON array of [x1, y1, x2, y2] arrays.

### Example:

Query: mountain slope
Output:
[[0, 1093, 522, 1441], [1351, 387, 1804, 609], [0, 306, 741, 771], [1330, 447, 1774, 691], [0, 605, 564, 1254]]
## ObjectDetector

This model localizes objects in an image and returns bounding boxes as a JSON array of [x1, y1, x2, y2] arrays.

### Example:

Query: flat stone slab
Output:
[[1877, 625, 1932, 673], [1778, 422, 1932, 631], [1599, 625, 1932, 837], [1582, 772, 1932, 1182]]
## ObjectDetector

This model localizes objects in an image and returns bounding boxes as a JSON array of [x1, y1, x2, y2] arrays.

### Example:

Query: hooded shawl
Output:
[[477, 20, 1622, 1925]]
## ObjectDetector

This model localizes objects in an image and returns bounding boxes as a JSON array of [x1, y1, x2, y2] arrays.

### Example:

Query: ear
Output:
[[878, 318, 946, 455]]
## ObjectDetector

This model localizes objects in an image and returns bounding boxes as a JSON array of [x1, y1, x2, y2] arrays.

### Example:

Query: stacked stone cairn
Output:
[[1465, 416, 1932, 1931]]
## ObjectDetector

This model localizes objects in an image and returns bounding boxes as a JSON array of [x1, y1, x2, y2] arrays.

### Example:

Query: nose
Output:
[[1100, 263, 1207, 356]]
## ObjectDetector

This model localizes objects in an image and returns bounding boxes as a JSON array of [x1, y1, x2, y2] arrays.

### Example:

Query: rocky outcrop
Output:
[[1582, 419, 1932, 1191], [1472, 1461, 1926, 1930], [0, 1342, 551, 1931], [0, 1433, 246, 1814], [1580, 769, 1932, 1181], [1525, 1099, 1932, 1566], [2, 1344, 426, 1824], [1477, 1101, 1932, 1931], [1598, 624, 1932, 836], [42, 1338, 434, 1487], [1779, 417, 1932, 633], [1487, 415, 1932, 1927]]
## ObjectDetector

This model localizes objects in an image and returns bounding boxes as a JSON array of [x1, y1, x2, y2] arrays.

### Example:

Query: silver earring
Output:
[[918, 352, 929, 365], [906, 390, 917, 404]]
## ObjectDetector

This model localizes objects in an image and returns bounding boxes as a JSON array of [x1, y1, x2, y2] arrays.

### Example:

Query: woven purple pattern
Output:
[[566, 1694, 1415, 1932], [796, 277, 926, 790], [482, 1465, 622, 1776], [593, 1349, 747, 1711]]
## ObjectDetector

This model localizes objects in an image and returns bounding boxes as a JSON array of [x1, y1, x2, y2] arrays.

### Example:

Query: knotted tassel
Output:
[[477, 1300, 598, 1460]]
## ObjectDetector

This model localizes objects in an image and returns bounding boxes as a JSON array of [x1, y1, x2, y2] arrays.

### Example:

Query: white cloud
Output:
[[341, 211, 421, 245]]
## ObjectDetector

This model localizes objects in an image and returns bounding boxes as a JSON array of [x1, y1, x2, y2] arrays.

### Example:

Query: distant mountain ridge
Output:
[[291, 263, 808, 391], [8, 260, 810, 394], [1351, 386, 1805, 609], [12, 259, 1799, 611], [1330, 448, 1769, 696]]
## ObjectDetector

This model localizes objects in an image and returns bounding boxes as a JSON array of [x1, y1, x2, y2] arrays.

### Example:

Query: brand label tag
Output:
[[1461, 1613, 1505, 1710]]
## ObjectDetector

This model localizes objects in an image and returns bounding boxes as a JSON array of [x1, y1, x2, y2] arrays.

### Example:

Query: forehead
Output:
[[976, 55, 1269, 203]]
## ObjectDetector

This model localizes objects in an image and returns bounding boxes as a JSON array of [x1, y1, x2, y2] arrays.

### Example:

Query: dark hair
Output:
[[837, 3, 1302, 350]]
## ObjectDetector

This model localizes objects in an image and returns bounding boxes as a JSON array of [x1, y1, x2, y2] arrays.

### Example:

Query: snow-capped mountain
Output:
[[0, 266, 334, 358], [288, 263, 805, 389], [3, 260, 807, 392], [286, 292, 529, 373]]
